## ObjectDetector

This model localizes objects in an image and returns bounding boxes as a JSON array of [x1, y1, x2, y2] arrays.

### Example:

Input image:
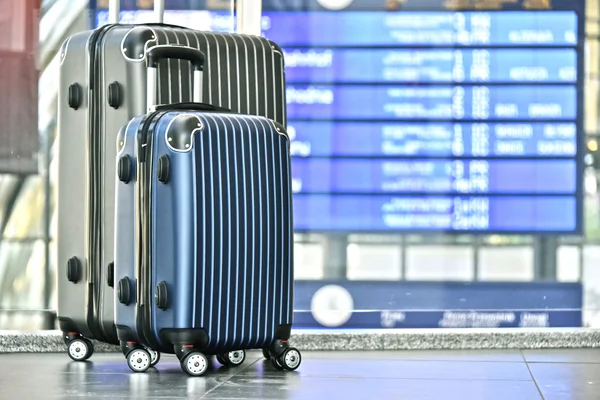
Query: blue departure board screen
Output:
[[92, 0, 585, 234]]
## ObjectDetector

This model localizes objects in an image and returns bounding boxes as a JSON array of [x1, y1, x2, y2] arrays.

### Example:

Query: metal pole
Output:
[[578, 241, 584, 283], [533, 237, 558, 280], [322, 234, 348, 279], [42, 125, 52, 329], [473, 236, 481, 281], [399, 235, 406, 280]]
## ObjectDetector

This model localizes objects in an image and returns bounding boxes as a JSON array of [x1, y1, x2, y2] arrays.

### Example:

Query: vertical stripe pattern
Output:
[[144, 27, 290, 350], [193, 114, 293, 351], [150, 28, 285, 127]]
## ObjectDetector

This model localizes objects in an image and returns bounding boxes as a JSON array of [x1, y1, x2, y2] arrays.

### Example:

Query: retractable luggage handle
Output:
[[146, 45, 205, 112], [108, 0, 165, 24], [109, 0, 260, 34]]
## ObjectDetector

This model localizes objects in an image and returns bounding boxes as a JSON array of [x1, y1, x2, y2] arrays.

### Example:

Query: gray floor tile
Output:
[[528, 362, 600, 400], [0, 354, 258, 398], [203, 375, 542, 400], [522, 349, 600, 364], [300, 349, 523, 362], [0, 353, 258, 378], [249, 357, 532, 381], [8, 350, 600, 399]]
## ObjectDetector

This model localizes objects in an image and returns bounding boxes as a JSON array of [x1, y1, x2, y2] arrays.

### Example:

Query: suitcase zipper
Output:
[[136, 110, 166, 352], [85, 23, 118, 344]]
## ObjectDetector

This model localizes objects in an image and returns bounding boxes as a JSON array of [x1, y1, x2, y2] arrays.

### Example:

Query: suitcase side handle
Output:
[[146, 45, 206, 112]]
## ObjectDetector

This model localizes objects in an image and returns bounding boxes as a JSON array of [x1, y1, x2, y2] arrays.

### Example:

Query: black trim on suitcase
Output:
[[138, 111, 213, 355], [155, 102, 231, 113], [136, 110, 169, 354], [86, 23, 120, 344]]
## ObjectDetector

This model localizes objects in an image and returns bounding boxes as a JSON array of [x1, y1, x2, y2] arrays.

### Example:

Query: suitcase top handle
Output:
[[146, 45, 205, 71], [146, 45, 206, 112]]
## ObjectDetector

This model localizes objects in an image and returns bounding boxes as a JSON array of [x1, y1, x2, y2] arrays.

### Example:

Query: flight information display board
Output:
[[92, 0, 585, 234], [272, 1, 585, 234]]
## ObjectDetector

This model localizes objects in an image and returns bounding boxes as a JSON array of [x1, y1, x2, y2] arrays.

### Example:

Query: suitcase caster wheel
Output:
[[271, 355, 285, 371], [262, 348, 271, 360], [226, 350, 246, 367], [216, 353, 227, 366], [181, 352, 209, 377], [280, 347, 302, 371], [148, 349, 160, 367], [67, 338, 93, 362], [127, 348, 151, 373]]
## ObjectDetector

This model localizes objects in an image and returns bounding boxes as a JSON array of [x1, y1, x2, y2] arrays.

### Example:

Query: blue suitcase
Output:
[[113, 46, 301, 376]]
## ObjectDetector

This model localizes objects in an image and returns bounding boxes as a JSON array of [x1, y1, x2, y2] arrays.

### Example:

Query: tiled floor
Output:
[[1, 349, 599, 399]]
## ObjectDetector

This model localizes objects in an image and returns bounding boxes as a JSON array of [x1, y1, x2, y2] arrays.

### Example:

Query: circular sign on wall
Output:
[[310, 285, 354, 327], [316, 0, 355, 11]]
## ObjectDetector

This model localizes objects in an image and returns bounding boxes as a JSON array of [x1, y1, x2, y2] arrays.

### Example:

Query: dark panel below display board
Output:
[[292, 280, 583, 329]]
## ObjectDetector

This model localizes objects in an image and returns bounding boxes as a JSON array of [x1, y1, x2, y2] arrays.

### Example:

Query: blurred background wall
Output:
[[1, 0, 600, 331]]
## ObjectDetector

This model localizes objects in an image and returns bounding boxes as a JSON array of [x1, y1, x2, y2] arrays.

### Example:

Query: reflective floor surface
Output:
[[1, 349, 599, 399]]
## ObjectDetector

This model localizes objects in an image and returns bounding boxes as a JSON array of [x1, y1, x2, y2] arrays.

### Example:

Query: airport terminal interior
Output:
[[2, 0, 600, 398]]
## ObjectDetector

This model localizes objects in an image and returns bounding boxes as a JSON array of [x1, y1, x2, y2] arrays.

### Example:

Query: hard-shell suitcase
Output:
[[56, 0, 287, 361], [113, 47, 301, 376]]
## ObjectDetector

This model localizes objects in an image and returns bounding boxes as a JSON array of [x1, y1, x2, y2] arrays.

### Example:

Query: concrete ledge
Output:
[[1, 329, 599, 353]]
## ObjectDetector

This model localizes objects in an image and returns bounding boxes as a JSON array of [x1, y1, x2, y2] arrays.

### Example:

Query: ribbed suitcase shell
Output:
[[114, 110, 294, 354], [57, 23, 286, 346]]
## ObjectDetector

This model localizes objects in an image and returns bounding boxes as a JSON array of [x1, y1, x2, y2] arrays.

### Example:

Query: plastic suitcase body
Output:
[[56, 18, 286, 361], [120, 109, 300, 376], [114, 47, 301, 376], [56, 28, 119, 359]]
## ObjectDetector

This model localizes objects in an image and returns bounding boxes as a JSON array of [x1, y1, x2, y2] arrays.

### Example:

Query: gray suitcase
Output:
[[56, 1, 286, 361]]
